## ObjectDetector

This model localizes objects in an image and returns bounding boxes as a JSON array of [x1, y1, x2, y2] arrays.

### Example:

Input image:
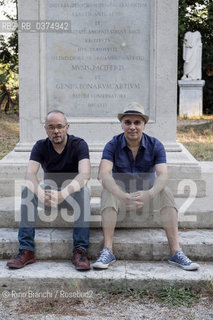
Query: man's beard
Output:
[[52, 135, 65, 144]]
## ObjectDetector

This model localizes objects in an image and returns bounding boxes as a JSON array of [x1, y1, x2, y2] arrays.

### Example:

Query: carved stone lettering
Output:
[[41, 0, 152, 118]]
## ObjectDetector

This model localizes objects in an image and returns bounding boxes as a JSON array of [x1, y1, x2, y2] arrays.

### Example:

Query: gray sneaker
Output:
[[93, 247, 116, 269], [168, 249, 199, 271]]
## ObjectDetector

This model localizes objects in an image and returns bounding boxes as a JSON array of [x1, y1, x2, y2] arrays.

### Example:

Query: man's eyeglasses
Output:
[[46, 124, 67, 131]]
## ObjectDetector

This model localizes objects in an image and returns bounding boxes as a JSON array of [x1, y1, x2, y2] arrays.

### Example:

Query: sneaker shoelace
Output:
[[97, 248, 110, 263], [176, 250, 192, 265]]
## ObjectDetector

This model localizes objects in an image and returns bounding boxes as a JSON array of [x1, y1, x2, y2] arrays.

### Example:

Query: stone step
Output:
[[89, 179, 206, 198], [0, 195, 213, 229], [0, 176, 207, 198], [1, 228, 213, 261], [0, 260, 213, 294], [0, 150, 209, 198], [0, 155, 206, 180]]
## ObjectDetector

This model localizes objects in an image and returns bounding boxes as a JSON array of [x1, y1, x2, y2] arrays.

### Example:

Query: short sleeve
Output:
[[154, 140, 166, 164], [102, 140, 115, 163], [30, 142, 44, 164], [77, 139, 90, 161]]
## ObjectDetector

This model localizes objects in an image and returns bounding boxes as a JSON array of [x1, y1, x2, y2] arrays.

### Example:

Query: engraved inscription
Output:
[[41, 0, 152, 118]]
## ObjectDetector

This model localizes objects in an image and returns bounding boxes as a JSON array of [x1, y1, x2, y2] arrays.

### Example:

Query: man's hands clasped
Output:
[[119, 190, 152, 210], [37, 188, 65, 207]]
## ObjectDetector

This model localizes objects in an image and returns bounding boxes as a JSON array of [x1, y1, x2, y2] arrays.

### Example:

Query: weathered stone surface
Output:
[[0, 191, 213, 229], [179, 80, 205, 117], [1, 228, 213, 261], [0, 260, 213, 294]]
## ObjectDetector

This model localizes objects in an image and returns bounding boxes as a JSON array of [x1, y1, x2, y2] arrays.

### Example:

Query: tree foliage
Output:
[[178, 0, 213, 113], [0, 0, 18, 113]]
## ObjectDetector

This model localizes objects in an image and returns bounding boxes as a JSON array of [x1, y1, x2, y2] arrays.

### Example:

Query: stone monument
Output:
[[0, 0, 205, 199], [182, 31, 202, 81], [179, 31, 205, 117]]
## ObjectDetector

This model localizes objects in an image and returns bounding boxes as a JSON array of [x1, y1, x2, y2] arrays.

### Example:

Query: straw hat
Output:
[[117, 102, 149, 124]]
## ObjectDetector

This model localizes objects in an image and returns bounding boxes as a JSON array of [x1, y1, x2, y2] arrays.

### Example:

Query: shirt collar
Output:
[[121, 133, 146, 149]]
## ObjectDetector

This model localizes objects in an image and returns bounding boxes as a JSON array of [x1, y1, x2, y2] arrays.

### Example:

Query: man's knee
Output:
[[101, 188, 119, 213], [19, 187, 37, 226], [160, 186, 173, 198], [65, 186, 91, 224], [159, 186, 178, 213], [21, 186, 34, 199]]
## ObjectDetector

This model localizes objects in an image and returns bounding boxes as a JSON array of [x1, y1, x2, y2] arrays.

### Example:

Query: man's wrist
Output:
[[58, 190, 65, 203], [148, 188, 155, 199], [37, 185, 44, 196], [60, 187, 70, 200]]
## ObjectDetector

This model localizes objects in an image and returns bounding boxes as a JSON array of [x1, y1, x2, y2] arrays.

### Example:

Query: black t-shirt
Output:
[[30, 134, 89, 187]]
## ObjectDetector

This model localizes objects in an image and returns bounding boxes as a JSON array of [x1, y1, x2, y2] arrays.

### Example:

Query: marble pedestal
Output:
[[178, 80, 205, 117]]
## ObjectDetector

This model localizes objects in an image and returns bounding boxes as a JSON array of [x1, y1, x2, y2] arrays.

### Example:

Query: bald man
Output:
[[7, 110, 91, 271]]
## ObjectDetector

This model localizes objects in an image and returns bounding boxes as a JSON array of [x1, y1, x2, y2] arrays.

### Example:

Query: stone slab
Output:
[[200, 162, 213, 198], [0, 177, 206, 198], [42, 0, 154, 120], [0, 195, 213, 229], [0, 260, 213, 294], [0, 228, 213, 261], [0, 144, 207, 198]]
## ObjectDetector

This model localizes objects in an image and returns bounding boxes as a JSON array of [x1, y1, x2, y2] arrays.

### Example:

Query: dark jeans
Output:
[[18, 186, 90, 252]]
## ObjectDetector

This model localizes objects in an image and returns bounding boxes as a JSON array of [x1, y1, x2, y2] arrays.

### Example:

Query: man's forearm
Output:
[[25, 172, 41, 195], [99, 172, 126, 200], [149, 173, 168, 198], [62, 172, 90, 197]]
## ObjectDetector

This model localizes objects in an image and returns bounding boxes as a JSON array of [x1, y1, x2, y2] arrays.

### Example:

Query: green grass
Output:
[[177, 120, 213, 161], [0, 114, 212, 161], [100, 286, 200, 307], [180, 142, 213, 161], [0, 114, 19, 160], [155, 287, 199, 307]]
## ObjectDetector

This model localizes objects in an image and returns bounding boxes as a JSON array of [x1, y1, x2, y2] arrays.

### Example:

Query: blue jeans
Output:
[[18, 186, 90, 252]]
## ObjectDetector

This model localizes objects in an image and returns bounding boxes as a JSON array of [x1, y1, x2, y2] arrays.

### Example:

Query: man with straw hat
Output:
[[93, 102, 199, 271]]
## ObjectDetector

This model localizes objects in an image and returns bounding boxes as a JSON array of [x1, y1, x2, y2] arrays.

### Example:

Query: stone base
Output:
[[1, 228, 213, 261], [0, 142, 206, 197], [1, 194, 212, 229], [178, 80, 205, 117], [1, 260, 212, 293]]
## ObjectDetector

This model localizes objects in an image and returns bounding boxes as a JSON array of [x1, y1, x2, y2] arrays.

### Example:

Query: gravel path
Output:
[[1, 294, 213, 320]]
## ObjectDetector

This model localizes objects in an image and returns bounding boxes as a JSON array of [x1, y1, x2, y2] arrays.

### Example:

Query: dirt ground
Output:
[[1, 292, 213, 320]]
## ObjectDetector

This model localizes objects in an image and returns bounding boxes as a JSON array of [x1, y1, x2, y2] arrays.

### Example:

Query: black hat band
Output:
[[123, 110, 143, 115]]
